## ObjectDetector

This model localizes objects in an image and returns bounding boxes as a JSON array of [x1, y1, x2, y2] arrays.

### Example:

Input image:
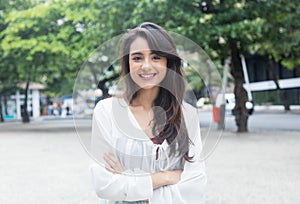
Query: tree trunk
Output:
[[4, 96, 8, 115], [229, 40, 248, 132], [0, 96, 4, 122], [280, 91, 290, 111], [267, 57, 290, 111], [22, 80, 30, 123]]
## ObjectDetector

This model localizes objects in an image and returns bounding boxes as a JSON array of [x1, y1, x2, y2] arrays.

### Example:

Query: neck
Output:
[[131, 87, 159, 110]]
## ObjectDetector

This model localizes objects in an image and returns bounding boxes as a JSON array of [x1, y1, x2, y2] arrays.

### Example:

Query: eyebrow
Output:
[[130, 52, 143, 56], [130, 51, 156, 56]]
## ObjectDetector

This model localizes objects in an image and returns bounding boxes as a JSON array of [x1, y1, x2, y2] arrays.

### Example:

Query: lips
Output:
[[138, 73, 157, 79]]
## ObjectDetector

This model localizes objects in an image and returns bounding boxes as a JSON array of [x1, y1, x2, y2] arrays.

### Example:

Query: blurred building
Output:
[[0, 82, 44, 120], [245, 55, 300, 105]]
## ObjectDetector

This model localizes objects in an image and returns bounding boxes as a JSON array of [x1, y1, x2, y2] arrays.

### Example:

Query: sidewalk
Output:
[[0, 119, 100, 204], [200, 104, 300, 114], [204, 129, 300, 204], [0, 119, 299, 204]]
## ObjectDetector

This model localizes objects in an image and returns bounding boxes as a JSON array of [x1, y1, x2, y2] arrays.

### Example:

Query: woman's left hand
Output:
[[103, 152, 124, 174]]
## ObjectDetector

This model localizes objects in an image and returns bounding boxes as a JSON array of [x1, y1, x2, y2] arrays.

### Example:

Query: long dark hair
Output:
[[119, 22, 192, 162]]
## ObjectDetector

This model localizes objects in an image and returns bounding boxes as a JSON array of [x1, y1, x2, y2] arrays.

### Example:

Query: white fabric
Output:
[[90, 97, 207, 204]]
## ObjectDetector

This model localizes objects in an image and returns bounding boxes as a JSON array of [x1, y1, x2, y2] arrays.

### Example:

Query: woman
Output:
[[90, 22, 206, 204]]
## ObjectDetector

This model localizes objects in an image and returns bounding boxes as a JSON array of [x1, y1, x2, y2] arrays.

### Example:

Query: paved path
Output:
[[0, 117, 299, 204], [204, 129, 300, 204], [0, 120, 100, 204]]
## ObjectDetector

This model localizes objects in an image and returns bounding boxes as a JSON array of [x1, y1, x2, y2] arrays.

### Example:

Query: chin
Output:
[[138, 83, 159, 90]]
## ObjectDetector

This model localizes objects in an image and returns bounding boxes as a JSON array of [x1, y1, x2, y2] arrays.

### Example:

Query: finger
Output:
[[103, 152, 124, 173], [105, 166, 118, 174], [105, 163, 123, 174], [103, 154, 123, 172], [103, 153, 113, 164], [104, 153, 123, 169], [104, 153, 118, 168], [103, 153, 115, 166], [105, 152, 120, 164]]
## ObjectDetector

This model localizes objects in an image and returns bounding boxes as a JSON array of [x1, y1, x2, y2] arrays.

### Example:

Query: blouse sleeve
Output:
[[150, 103, 207, 204], [175, 103, 207, 203], [89, 99, 153, 201]]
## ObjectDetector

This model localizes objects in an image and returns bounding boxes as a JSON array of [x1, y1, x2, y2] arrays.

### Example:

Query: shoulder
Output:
[[94, 97, 127, 116], [94, 97, 113, 111], [182, 101, 198, 115], [182, 101, 200, 130], [93, 97, 115, 119], [182, 102, 202, 151]]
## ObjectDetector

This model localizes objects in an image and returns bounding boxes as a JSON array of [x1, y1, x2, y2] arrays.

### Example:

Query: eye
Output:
[[152, 55, 162, 61], [131, 56, 142, 61]]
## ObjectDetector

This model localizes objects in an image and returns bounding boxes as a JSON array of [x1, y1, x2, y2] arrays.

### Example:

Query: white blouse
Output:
[[90, 97, 207, 204]]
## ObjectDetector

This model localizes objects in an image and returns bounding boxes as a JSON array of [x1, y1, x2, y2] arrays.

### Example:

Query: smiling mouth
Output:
[[138, 73, 157, 79]]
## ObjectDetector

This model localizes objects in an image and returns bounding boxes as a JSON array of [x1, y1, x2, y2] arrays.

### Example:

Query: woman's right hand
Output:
[[151, 169, 183, 190]]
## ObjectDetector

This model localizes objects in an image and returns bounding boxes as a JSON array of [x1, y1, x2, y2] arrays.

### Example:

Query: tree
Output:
[[62, 0, 139, 100], [2, 0, 298, 128], [1, 1, 69, 122], [188, 0, 266, 132], [255, 0, 300, 111], [0, 0, 36, 122], [123, 0, 272, 132], [1, 0, 138, 122]]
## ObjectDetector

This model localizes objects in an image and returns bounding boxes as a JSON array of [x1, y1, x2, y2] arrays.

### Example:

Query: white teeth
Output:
[[140, 74, 155, 78]]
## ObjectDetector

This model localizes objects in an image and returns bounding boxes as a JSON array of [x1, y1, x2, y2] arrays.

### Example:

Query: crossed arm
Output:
[[90, 100, 206, 202], [103, 152, 183, 190]]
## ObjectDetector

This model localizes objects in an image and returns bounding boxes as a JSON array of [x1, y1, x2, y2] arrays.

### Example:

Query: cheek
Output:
[[161, 68, 167, 80], [161, 58, 167, 69], [129, 61, 139, 72], [160, 61, 167, 76], [128, 63, 138, 82]]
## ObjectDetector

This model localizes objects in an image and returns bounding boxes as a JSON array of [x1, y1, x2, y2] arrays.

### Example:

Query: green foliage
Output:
[[256, 0, 300, 69], [1, 0, 299, 98], [0, 0, 35, 94], [1, 1, 69, 94]]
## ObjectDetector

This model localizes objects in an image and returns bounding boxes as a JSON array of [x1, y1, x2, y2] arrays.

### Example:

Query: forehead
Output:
[[129, 37, 151, 53]]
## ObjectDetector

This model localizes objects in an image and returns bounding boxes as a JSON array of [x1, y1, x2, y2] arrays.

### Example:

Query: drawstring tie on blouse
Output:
[[151, 143, 170, 172]]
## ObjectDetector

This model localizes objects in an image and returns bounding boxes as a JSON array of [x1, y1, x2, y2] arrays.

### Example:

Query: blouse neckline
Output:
[[119, 97, 165, 145]]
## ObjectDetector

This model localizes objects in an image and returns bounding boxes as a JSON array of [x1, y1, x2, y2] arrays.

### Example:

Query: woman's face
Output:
[[129, 37, 167, 90]]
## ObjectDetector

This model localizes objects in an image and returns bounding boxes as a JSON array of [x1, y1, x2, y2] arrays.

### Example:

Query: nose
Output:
[[141, 57, 151, 70]]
